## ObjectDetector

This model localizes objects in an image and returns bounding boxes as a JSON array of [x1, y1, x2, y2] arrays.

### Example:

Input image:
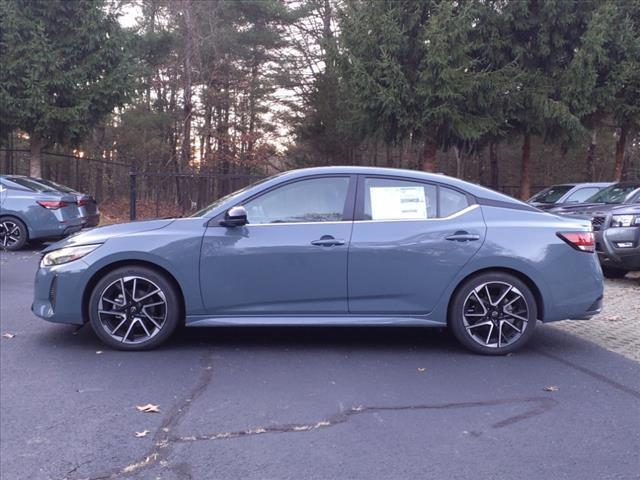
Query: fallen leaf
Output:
[[96, 350, 103, 355], [543, 386, 559, 392], [134, 430, 150, 438], [2, 333, 15, 339], [136, 403, 160, 413], [417, 367, 426, 373], [605, 315, 623, 322]]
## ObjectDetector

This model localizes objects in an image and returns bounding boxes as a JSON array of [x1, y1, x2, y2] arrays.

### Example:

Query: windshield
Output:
[[585, 184, 639, 204], [191, 173, 279, 217], [529, 185, 573, 204]]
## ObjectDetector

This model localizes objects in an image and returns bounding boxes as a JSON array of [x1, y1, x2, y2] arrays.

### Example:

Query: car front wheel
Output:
[[0, 217, 28, 251], [88, 266, 181, 350], [449, 272, 537, 355]]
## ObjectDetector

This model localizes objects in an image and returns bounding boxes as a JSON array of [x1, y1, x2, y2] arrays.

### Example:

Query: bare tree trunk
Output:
[[613, 125, 627, 181], [519, 133, 531, 200], [453, 146, 463, 178], [385, 142, 392, 167], [586, 129, 596, 181], [3, 132, 14, 173], [421, 137, 437, 172], [489, 141, 499, 190], [30, 132, 42, 177], [180, 0, 194, 210]]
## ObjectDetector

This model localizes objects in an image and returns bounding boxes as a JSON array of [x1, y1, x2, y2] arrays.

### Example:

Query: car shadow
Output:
[[36, 322, 540, 358]]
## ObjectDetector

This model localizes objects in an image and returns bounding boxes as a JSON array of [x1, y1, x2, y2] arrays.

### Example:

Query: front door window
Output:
[[244, 177, 350, 224]]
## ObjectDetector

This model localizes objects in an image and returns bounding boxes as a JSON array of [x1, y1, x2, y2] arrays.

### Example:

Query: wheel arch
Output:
[[446, 267, 545, 324], [82, 259, 186, 324], [0, 213, 30, 239]]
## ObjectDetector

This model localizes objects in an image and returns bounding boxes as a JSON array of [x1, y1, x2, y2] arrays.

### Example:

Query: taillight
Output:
[[77, 198, 90, 206], [37, 200, 69, 209], [557, 232, 595, 253]]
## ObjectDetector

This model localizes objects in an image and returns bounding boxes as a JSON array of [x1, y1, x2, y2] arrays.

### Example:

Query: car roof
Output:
[[275, 166, 528, 205], [547, 182, 611, 188]]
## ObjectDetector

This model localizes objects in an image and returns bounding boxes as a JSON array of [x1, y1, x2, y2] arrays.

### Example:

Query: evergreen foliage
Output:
[[0, 0, 136, 175]]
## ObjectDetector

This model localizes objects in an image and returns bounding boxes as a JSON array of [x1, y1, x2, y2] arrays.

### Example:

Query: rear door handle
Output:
[[311, 235, 345, 247], [445, 232, 480, 242]]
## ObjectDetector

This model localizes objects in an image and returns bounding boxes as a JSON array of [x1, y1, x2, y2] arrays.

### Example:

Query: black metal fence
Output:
[[1, 148, 556, 222], [127, 170, 265, 220], [0, 149, 265, 220]]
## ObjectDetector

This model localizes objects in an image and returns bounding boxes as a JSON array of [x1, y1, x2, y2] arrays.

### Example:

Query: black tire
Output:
[[88, 266, 181, 351], [601, 266, 628, 279], [448, 272, 538, 355], [0, 216, 28, 251]]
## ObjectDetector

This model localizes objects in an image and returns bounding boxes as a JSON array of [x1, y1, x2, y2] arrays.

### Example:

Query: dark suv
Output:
[[591, 204, 640, 278], [550, 182, 640, 217], [551, 182, 640, 278]]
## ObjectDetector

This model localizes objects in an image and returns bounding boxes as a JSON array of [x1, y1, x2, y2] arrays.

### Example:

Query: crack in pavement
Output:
[[80, 388, 556, 480], [83, 351, 215, 480], [170, 396, 558, 444]]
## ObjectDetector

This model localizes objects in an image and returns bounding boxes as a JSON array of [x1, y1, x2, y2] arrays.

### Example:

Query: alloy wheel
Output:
[[462, 281, 529, 348], [0, 220, 21, 249], [97, 276, 167, 344]]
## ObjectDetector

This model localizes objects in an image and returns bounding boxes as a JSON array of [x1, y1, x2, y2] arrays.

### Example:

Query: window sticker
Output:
[[370, 186, 428, 220]]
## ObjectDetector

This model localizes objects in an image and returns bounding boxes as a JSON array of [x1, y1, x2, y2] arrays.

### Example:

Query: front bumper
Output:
[[595, 226, 640, 270], [32, 259, 90, 325]]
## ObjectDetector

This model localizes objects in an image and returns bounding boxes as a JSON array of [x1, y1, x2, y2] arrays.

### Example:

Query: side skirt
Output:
[[185, 315, 445, 328]]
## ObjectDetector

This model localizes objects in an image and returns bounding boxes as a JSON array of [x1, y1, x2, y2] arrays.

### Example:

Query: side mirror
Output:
[[221, 205, 248, 227]]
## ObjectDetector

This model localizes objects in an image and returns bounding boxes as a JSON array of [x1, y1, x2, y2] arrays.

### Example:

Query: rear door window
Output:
[[363, 178, 437, 220]]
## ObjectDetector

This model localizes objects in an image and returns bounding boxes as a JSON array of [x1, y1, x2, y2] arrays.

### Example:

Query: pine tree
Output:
[[483, 0, 596, 198], [0, 0, 136, 176], [338, 0, 510, 173]]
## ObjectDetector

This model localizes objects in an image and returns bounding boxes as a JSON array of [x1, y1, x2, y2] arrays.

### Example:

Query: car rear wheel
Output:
[[601, 266, 628, 279], [88, 266, 180, 351], [0, 217, 28, 251], [449, 272, 537, 355]]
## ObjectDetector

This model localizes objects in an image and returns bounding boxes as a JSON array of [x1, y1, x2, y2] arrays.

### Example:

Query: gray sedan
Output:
[[32, 167, 604, 355], [0, 175, 85, 250]]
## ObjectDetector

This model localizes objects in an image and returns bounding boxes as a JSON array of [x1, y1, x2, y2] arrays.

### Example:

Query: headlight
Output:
[[41, 244, 101, 267], [610, 215, 637, 228]]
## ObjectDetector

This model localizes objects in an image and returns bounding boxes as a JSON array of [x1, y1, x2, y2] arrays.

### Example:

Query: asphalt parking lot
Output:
[[1, 248, 639, 480]]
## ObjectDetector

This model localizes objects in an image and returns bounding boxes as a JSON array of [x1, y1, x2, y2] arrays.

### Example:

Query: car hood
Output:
[[529, 202, 556, 210], [43, 218, 175, 252], [550, 203, 619, 218]]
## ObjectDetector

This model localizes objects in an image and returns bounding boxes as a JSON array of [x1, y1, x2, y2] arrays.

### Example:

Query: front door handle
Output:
[[445, 231, 480, 242], [311, 235, 345, 247]]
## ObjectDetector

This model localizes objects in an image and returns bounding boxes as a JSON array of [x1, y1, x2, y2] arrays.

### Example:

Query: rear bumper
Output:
[[84, 213, 101, 228], [568, 295, 603, 320]]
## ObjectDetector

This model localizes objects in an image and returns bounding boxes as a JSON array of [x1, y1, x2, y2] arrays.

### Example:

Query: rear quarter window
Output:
[[439, 187, 469, 217]]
